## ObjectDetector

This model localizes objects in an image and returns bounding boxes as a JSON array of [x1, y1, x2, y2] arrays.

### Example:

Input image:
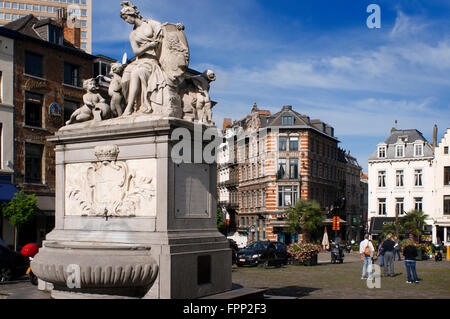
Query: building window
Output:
[[415, 169, 423, 187], [0, 123, 2, 166], [64, 63, 80, 87], [256, 191, 260, 208], [378, 146, 386, 158], [25, 51, 43, 78], [378, 198, 386, 216], [289, 137, 299, 151], [278, 186, 298, 208], [396, 198, 405, 216], [289, 159, 299, 180], [282, 116, 294, 126], [63, 100, 80, 124], [444, 196, 450, 215], [277, 159, 287, 179], [378, 171, 386, 187], [415, 198, 423, 212], [396, 145, 405, 158], [414, 144, 423, 157], [444, 147, 449, 155], [279, 137, 287, 151], [24, 92, 43, 128], [25, 143, 44, 184], [396, 170, 404, 187], [445, 167, 450, 186], [262, 189, 266, 207]]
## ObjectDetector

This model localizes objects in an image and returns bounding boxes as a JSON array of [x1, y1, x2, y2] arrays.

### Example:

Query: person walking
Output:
[[403, 239, 420, 284], [377, 240, 384, 267], [359, 234, 375, 280], [393, 236, 402, 261], [382, 234, 396, 277]]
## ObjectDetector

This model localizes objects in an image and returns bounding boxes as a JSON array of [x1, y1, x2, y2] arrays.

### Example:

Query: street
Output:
[[0, 252, 449, 299], [232, 252, 450, 299]]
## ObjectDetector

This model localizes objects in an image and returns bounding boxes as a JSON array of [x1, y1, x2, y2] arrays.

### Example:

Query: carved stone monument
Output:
[[31, 1, 231, 299]]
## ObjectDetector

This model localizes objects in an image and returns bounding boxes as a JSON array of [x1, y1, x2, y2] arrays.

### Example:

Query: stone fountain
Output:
[[31, 1, 231, 299]]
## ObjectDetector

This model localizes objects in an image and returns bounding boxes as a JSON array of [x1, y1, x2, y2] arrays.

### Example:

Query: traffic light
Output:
[[333, 216, 341, 231]]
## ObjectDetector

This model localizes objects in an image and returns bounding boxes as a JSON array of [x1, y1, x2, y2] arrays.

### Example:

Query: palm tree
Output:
[[401, 210, 429, 242], [287, 200, 325, 243]]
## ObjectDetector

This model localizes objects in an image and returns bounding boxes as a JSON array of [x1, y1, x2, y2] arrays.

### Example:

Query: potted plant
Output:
[[288, 243, 321, 266]]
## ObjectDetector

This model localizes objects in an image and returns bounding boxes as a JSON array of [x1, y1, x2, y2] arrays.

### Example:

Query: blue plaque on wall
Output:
[[49, 103, 62, 117]]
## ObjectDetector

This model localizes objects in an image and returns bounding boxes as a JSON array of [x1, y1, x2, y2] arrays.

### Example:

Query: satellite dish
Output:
[[122, 53, 128, 65]]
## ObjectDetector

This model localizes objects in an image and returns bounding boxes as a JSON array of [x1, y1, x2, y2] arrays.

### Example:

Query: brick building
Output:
[[219, 104, 362, 245], [0, 14, 95, 247]]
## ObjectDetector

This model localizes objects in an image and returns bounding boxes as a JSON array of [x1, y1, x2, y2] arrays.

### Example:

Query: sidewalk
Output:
[[0, 280, 50, 299]]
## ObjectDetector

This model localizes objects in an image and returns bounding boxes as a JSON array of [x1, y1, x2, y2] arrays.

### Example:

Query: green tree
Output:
[[217, 208, 226, 236], [381, 210, 429, 242], [2, 191, 37, 250], [287, 200, 325, 243], [381, 222, 402, 239], [401, 210, 429, 242]]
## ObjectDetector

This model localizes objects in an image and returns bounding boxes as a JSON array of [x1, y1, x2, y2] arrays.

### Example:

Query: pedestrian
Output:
[[381, 234, 396, 277], [403, 238, 420, 284], [393, 236, 402, 261], [359, 234, 375, 280], [377, 239, 384, 267]]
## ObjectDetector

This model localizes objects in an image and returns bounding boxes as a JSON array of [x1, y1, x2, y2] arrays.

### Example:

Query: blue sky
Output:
[[92, 0, 450, 171]]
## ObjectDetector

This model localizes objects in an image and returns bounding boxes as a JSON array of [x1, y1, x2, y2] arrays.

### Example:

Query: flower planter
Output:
[[302, 254, 318, 266], [288, 242, 321, 267]]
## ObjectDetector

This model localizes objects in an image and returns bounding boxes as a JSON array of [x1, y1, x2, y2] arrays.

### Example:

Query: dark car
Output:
[[0, 246, 29, 282], [236, 241, 288, 268], [229, 239, 239, 265]]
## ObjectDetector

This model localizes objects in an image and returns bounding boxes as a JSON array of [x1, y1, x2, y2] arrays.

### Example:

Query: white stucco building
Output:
[[431, 128, 450, 245], [0, 34, 17, 245], [368, 129, 435, 238]]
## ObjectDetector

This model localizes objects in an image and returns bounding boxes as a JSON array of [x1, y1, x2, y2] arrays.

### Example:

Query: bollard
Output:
[[447, 246, 450, 261]]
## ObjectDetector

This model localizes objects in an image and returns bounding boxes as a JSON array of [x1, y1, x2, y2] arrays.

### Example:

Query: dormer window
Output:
[[282, 116, 294, 126], [414, 144, 423, 157], [378, 146, 386, 158], [396, 145, 405, 157]]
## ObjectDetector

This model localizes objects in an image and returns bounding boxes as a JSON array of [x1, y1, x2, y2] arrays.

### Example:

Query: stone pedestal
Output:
[[31, 116, 232, 299]]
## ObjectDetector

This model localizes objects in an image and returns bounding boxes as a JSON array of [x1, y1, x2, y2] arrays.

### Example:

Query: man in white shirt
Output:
[[359, 234, 375, 280]]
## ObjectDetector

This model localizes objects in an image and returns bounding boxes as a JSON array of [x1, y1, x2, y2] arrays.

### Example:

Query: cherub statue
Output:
[[107, 63, 125, 117], [181, 70, 216, 125], [66, 79, 111, 125]]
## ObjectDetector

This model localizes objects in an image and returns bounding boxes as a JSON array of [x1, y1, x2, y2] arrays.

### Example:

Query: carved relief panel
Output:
[[65, 145, 157, 217]]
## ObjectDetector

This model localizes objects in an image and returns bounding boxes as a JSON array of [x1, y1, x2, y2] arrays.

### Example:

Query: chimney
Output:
[[433, 125, 438, 148], [223, 118, 232, 131], [58, 8, 81, 49], [391, 120, 398, 135]]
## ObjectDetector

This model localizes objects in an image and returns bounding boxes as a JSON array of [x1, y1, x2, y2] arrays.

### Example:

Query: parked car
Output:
[[229, 239, 239, 265], [236, 241, 288, 268], [0, 245, 30, 283]]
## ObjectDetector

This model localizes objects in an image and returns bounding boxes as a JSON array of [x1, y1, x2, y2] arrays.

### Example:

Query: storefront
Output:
[[0, 175, 19, 248], [369, 217, 396, 239]]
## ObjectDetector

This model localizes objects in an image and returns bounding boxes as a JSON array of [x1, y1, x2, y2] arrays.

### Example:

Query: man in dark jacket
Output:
[[381, 234, 396, 277]]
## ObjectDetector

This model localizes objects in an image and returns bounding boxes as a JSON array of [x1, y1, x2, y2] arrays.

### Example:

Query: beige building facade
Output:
[[0, 0, 92, 53]]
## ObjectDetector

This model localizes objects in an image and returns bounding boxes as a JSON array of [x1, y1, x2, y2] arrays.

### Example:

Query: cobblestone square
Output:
[[232, 252, 450, 299]]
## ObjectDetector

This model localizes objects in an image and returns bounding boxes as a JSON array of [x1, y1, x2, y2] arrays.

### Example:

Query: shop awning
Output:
[[0, 183, 19, 202], [370, 217, 396, 235]]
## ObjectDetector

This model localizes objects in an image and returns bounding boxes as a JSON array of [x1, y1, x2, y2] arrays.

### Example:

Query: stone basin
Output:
[[31, 241, 159, 299]]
